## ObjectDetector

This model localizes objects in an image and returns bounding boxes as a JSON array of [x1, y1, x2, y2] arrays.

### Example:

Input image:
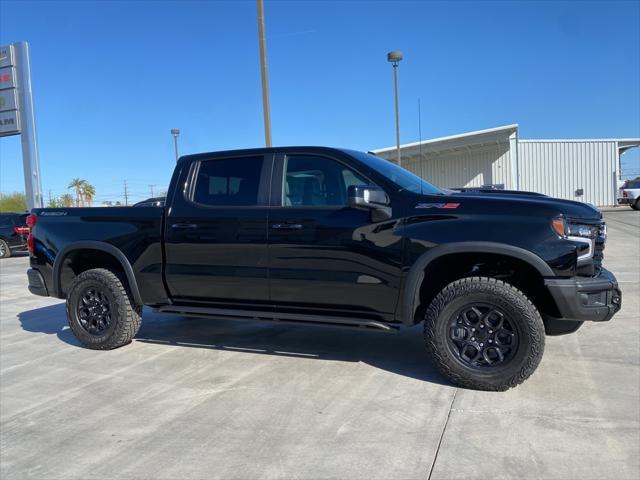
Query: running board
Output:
[[155, 305, 399, 334]]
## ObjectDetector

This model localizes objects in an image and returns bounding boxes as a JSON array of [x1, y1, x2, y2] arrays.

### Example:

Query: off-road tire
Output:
[[66, 268, 142, 349], [0, 239, 12, 259], [424, 276, 545, 391]]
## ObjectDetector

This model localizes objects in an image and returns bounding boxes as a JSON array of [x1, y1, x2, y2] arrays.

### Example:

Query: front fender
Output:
[[396, 241, 555, 326]]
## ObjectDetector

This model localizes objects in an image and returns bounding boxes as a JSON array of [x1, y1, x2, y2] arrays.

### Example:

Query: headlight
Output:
[[550, 217, 599, 239], [565, 223, 598, 238], [550, 217, 597, 264]]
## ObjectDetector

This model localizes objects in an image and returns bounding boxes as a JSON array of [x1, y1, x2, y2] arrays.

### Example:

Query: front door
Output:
[[164, 154, 272, 308], [268, 152, 403, 320]]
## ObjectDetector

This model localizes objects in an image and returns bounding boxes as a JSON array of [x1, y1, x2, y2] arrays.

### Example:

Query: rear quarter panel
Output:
[[30, 207, 166, 304]]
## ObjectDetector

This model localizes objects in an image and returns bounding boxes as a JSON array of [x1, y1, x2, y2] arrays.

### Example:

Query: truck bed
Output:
[[29, 206, 168, 305]]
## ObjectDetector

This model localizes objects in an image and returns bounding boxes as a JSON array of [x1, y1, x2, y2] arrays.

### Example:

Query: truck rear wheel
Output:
[[632, 199, 639, 211], [66, 268, 142, 349], [423, 276, 545, 391]]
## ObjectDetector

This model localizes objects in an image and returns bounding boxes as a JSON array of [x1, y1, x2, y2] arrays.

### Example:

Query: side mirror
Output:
[[348, 185, 392, 220]]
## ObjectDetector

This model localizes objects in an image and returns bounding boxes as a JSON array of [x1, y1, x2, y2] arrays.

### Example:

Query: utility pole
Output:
[[123, 180, 129, 206], [418, 98, 423, 178], [257, 0, 272, 147], [149, 184, 156, 198], [47, 189, 52, 207]]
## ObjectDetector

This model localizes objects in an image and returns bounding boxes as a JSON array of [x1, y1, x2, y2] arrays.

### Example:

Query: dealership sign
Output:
[[0, 42, 43, 210], [0, 45, 21, 136]]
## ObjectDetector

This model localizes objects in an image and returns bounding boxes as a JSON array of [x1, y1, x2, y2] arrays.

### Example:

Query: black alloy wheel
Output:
[[76, 286, 113, 335], [447, 304, 519, 369]]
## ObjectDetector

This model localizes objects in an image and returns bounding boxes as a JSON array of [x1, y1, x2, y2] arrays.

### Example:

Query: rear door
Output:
[[267, 152, 403, 320], [164, 153, 273, 307]]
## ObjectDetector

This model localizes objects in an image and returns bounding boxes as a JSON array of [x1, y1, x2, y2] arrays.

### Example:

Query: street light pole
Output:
[[387, 51, 403, 167], [257, 0, 272, 147], [171, 128, 180, 162]]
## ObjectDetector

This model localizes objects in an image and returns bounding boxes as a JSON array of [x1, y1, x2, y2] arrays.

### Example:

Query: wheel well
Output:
[[59, 249, 127, 298], [413, 252, 561, 323]]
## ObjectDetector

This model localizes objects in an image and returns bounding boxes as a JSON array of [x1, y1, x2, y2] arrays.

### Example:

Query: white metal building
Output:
[[373, 124, 639, 206]]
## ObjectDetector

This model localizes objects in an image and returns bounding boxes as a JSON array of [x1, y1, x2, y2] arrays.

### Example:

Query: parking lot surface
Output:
[[1, 210, 638, 480]]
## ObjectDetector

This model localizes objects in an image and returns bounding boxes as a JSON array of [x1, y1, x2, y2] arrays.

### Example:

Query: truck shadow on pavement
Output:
[[18, 304, 451, 387], [17, 303, 81, 346]]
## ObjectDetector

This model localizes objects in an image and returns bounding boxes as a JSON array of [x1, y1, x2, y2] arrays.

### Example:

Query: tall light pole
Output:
[[257, 0, 272, 147], [387, 51, 403, 167], [171, 128, 180, 162]]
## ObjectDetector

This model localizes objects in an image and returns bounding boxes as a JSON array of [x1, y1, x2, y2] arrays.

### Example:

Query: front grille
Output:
[[593, 222, 606, 274]]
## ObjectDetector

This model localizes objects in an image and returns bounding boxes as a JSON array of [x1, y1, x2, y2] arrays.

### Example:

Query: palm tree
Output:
[[59, 194, 75, 207], [81, 182, 96, 207], [68, 178, 85, 207]]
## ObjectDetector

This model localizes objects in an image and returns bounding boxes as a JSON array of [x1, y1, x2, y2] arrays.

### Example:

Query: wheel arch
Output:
[[398, 242, 555, 326], [52, 241, 143, 306]]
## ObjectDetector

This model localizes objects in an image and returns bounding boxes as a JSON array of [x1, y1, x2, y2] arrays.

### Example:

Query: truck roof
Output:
[[179, 146, 357, 164]]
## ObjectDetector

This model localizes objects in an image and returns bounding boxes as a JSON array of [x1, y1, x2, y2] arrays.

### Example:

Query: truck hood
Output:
[[438, 189, 602, 221]]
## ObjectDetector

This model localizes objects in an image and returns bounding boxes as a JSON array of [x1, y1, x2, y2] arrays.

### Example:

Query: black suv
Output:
[[0, 212, 29, 259], [26, 147, 622, 390]]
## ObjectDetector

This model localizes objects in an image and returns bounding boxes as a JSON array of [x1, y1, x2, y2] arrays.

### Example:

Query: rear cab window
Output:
[[192, 156, 264, 206]]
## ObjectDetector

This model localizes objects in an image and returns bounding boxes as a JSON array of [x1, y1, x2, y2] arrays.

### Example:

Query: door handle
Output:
[[171, 223, 198, 229], [271, 223, 303, 230]]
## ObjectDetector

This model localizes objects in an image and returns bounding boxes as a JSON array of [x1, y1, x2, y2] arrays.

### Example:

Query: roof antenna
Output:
[[418, 98, 424, 196]]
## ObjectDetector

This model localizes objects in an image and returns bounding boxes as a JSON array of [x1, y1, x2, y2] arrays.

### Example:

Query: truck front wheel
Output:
[[66, 268, 142, 349], [424, 277, 545, 391]]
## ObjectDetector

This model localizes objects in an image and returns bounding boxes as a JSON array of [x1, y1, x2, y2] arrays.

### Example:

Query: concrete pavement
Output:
[[1, 210, 638, 479]]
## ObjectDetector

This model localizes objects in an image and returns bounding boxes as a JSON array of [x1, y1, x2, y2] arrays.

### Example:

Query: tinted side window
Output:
[[283, 155, 368, 206], [193, 156, 264, 206], [342, 168, 368, 190]]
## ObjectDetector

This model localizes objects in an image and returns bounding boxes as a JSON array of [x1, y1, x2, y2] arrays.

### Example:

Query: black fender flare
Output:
[[397, 241, 554, 325], [52, 241, 143, 305]]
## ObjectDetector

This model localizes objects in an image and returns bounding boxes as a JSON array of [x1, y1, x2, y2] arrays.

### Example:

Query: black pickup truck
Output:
[[26, 147, 622, 390]]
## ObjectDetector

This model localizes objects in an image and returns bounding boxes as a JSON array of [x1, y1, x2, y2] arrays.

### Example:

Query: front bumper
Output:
[[545, 268, 622, 322]]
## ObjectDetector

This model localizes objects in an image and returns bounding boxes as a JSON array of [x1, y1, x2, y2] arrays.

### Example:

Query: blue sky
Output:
[[1, 0, 639, 204]]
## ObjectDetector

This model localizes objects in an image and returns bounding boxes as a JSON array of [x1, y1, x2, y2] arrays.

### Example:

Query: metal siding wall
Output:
[[401, 142, 512, 189], [517, 141, 617, 206]]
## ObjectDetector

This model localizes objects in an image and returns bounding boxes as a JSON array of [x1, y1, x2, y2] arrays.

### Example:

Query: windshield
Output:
[[347, 150, 444, 195]]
